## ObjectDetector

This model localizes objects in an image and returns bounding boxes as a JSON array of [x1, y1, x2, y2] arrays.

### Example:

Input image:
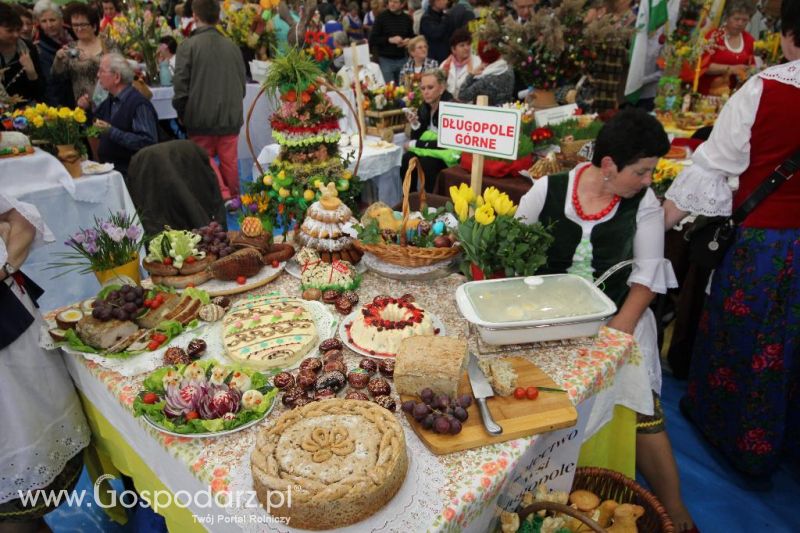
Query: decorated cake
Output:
[[223, 294, 318, 369], [296, 247, 360, 291], [237, 49, 360, 236], [346, 295, 435, 357], [296, 182, 362, 264], [251, 398, 407, 529], [0, 131, 33, 158]]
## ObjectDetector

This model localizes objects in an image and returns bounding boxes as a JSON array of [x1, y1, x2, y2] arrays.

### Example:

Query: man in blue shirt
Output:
[[91, 53, 158, 175]]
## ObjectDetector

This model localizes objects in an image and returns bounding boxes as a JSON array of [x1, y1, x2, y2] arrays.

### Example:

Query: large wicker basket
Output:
[[517, 467, 674, 533], [353, 157, 460, 267]]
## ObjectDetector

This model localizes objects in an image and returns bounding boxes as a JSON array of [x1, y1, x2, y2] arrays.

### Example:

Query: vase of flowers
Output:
[[449, 184, 554, 280], [103, 2, 181, 85], [13, 104, 90, 177], [48, 211, 144, 286]]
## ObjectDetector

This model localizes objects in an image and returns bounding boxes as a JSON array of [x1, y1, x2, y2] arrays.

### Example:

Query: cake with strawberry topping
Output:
[[346, 295, 435, 357]]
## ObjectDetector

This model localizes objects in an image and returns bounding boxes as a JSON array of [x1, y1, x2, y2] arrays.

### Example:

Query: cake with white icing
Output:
[[223, 294, 318, 369], [296, 183, 362, 264], [251, 399, 407, 530], [346, 295, 436, 357]]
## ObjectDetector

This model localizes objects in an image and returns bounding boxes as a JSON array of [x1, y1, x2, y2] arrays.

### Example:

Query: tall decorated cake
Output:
[[240, 49, 361, 236], [296, 182, 362, 264]]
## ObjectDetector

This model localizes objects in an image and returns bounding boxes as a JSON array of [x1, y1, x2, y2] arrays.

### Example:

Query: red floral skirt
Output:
[[684, 227, 800, 476]]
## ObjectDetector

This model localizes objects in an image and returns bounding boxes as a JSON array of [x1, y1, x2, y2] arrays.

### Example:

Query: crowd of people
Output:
[[1, 0, 799, 532]]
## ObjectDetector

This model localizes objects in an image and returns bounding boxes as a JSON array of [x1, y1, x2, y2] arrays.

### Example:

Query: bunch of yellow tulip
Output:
[[449, 183, 516, 225], [13, 104, 88, 146], [450, 183, 552, 279]]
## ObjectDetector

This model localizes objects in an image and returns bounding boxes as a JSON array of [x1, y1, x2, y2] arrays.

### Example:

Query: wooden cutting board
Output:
[[400, 356, 578, 455]]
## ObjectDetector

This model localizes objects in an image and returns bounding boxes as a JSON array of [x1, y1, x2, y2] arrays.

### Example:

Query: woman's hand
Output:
[[19, 52, 37, 79], [403, 108, 419, 127]]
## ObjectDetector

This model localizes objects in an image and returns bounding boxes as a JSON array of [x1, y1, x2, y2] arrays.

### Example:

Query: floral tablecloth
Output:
[[58, 272, 640, 532]]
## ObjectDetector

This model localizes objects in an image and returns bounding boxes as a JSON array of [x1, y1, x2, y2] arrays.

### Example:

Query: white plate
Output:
[[142, 393, 276, 438], [81, 161, 114, 175], [338, 307, 446, 359], [285, 257, 367, 279], [361, 252, 458, 281]]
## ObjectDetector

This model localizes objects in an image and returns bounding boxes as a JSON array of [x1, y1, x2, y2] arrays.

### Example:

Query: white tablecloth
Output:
[[252, 137, 403, 206], [0, 148, 83, 200], [2, 154, 139, 310], [149, 83, 274, 176]]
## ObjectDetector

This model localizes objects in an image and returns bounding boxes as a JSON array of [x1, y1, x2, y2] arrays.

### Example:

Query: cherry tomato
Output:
[[163, 257, 173, 266], [142, 392, 159, 404], [236, 276, 247, 285], [147, 340, 161, 351], [513, 387, 526, 400], [271, 259, 280, 268], [152, 333, 167, 343], [144, 298, 153, 307], [185, 256, 196, 264], [185, 411, 199, 421], [526, 386, 539, 400]]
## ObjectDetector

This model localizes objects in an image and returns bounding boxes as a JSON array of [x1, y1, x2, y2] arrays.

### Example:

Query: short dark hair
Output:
[[69, 3, 100, 33], [449, 27, 471, 48], [782, 0, 800, 48], [0, 2, 23, 30], [192, 0, 219, 24], [101, 0, 120, 8], [592, 108, 670, 170], [160, 35, 177, 54], [11, 3, 32, 22]]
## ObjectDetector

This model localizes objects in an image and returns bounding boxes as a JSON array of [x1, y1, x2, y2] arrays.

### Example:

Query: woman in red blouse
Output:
[[698, 0, 756, 95]]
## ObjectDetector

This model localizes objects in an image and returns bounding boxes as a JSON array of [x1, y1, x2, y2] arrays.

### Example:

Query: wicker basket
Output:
[[517, 467, 674, 533], [366, 108, 406, 141], [353, 157, 460, 267]]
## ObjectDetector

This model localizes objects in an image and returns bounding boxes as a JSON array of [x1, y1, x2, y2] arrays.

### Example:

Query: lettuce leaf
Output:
[[183, 287, 210, 305]]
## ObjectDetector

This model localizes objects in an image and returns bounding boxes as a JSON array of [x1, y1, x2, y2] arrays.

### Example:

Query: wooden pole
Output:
[[469, 95, 488, 195], [350, 43, 367, 142]]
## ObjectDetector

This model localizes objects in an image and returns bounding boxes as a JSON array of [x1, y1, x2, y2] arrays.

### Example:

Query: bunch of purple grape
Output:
[[92, 285, 145, 321], [401, 388, 472, 435], [194, 222, 234, 257]]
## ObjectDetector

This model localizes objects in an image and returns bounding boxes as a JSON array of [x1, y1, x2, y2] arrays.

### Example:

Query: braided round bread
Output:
[[251, 399, 407, 529]]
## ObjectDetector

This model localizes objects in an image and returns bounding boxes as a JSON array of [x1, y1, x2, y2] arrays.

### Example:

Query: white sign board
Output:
[[438, 102, 522, 161], [534, 104, 579, 127], [344, 44, 371, 69]]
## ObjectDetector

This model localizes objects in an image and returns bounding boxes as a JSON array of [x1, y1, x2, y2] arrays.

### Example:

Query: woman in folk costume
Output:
[[695, 0, 757, 96], [517, 109, 696, 532], [0, 194, 90, 530], [664, 0, 800, 478]]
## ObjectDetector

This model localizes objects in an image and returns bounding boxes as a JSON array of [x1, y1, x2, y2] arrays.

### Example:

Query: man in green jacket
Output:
[[173, 0, 246, 205]]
